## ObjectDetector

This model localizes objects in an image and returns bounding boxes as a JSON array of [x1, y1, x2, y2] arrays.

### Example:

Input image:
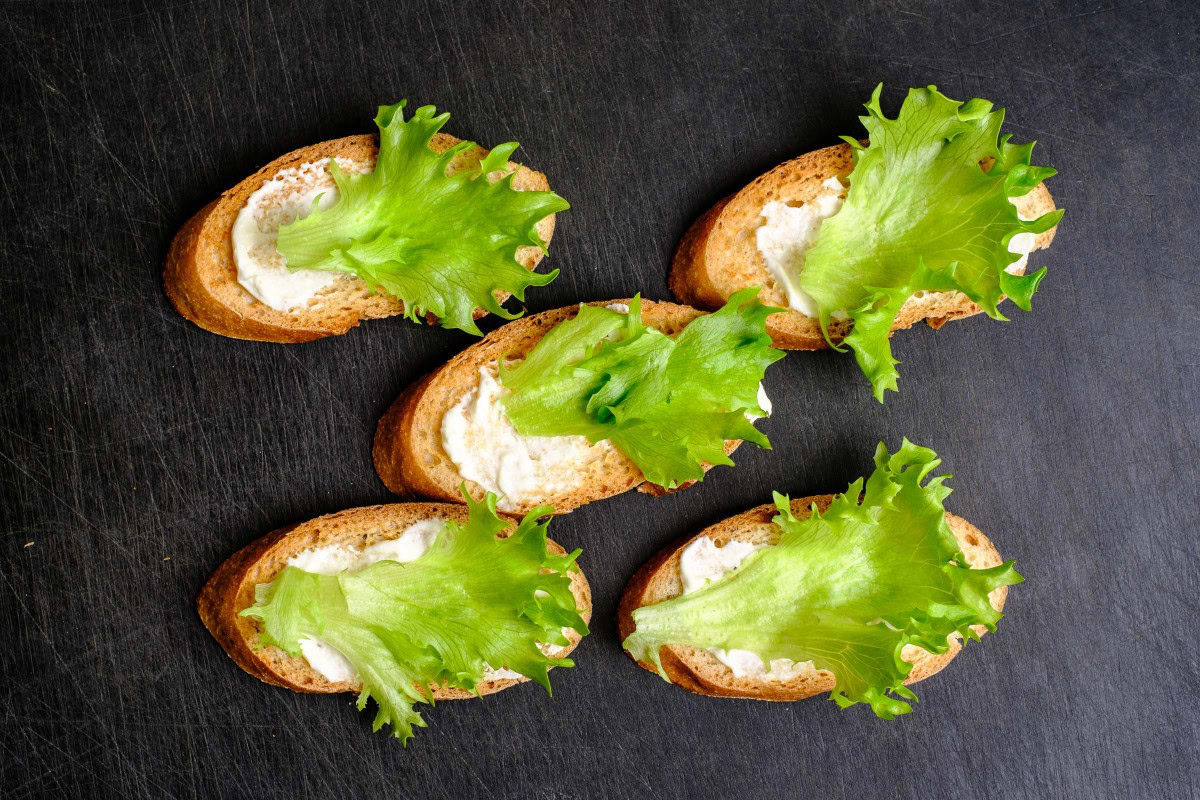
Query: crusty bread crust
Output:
[[669, 141, 1059, 348], [617, 494, 1009, 702], [198, 502, 591, 701], [164, 133, 557, 342], [373, 299, 748, 515]]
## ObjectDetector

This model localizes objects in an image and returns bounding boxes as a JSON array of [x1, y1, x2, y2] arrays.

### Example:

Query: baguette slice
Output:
[[165, 133, 557, 343], [670, 142, 1059, 348], [199, 502, 591, 700], [373, 299, 743, 516], [617, 494, 1008, 702]]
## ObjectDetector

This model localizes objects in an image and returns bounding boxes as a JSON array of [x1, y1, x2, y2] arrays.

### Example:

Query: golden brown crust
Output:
[[373, 299, 743, 515], [164, 133, 557, 342], [669, 141, 1060, 348], [617, 494, 1009, 702], [198, 502, 591, 701]]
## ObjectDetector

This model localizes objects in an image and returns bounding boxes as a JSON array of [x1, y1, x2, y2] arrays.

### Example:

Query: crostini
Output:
[[166, 101, 566, 342]]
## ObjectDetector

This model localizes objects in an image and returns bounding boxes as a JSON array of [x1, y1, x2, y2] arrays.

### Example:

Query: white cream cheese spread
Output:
[[440, 366, 619, 512], [678, 536, 763, 594], [751, 383, 773, 420], [677, 534, 813, 681], [755, 177, 1039, 318], [755, 177, 847, 317], [231, 157, 373, 311], [286, 519, 445, 576]]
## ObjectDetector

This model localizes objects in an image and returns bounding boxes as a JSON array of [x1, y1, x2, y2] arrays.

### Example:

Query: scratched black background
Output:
[[3, 1, 1198, 798]]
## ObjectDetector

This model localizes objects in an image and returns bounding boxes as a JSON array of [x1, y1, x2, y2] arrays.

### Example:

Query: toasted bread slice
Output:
[[198, 502, 591, 700], [617, 494, 1008, 701], [670, 142, 1059, 348], [165, 133, 557, 343], [373, 299, 747, 516]]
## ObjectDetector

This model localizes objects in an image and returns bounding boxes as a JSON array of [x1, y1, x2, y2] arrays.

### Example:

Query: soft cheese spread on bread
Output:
[[231, 157, 373, 311], [679, 536, 762, 594], [286, 519, 445, 575], [755, 177, 847, 317], [754, 177, 1037, 319], [440, 365, 622, 513]]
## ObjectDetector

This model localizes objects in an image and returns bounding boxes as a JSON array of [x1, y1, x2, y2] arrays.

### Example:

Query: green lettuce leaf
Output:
[[498, 288, 786, 489], [275, 101, 569, 335], [622, 439, 1022, 718], [797, 84, 1064, 401], [240, 489, 587, 743]]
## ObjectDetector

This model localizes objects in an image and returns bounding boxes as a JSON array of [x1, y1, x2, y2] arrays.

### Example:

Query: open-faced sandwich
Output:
[[199, 490, 590, 742], [619, 440, 1021, 717], [374, 290, 786, 515], [671, 85, 1063, 400], [166, 101, 567, 342]]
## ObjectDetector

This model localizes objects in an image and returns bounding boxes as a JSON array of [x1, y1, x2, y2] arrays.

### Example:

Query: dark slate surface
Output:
[[2, 1, 1197, 798]]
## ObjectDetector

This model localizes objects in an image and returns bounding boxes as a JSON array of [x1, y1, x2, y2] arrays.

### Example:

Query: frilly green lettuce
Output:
[[797, 85, 1063, 400], [622, 440, 1022, 718], [275, 101, 569, 334], [498, 288, 786, 489], [240, 489, 587, 743]]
